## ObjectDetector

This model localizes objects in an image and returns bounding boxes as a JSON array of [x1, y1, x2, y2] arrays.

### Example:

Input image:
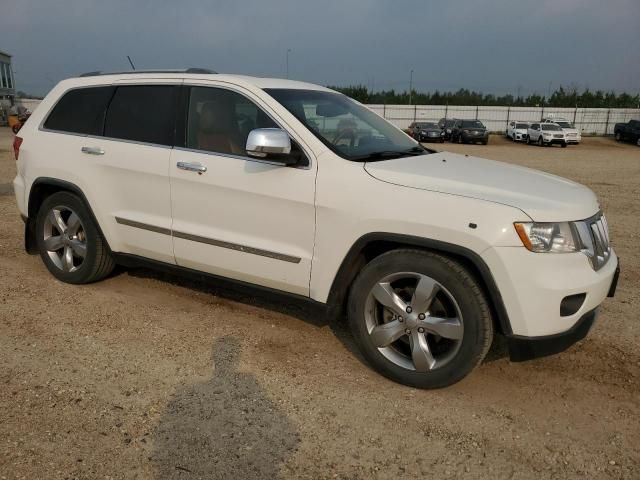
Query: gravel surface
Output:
[[1, 128, 638, 479]]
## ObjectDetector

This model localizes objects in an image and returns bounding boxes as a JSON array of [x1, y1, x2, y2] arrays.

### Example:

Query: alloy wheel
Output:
[[43, 206, 87, 272], [364, 272, 464, 371]]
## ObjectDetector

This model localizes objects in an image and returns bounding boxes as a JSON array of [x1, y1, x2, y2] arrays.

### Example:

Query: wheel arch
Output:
[[25, 177, 111, 255], [326, 232, 513, 335]]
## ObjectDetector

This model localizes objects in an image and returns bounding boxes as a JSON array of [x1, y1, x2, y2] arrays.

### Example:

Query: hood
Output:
[[364, 152, 599, 222]]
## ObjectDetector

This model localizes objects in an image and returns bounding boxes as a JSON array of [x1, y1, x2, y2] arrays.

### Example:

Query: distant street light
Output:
[[409, 69, 414, 105], [286, 49, 292, 79]]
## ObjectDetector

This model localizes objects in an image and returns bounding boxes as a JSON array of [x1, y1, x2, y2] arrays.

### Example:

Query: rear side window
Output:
[[104, 85, 176, 146], [44, 86, 114, 135]]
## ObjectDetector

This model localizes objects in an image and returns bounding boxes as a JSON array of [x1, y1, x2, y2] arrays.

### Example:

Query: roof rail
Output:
[[78, 68, 217, 77]]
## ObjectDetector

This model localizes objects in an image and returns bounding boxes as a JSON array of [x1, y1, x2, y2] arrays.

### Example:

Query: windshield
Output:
[[265, 89, 426, 161], [461, 120, 485, 128], [417, 122, 438, 129], [515, 123, 529, 129], [556, 121, 574, 128], [541, 124, 562, 131]]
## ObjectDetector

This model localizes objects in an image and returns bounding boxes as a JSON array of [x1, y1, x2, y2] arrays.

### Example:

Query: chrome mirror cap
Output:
[[246, 128, 291, 158]]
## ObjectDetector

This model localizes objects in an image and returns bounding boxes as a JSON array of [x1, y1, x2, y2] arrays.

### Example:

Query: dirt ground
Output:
[[1, 128, 639, 479]]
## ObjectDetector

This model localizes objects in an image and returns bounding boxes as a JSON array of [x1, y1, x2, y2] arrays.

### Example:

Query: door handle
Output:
[[177, 161, 207, 174], [81, 146, 105, 155]]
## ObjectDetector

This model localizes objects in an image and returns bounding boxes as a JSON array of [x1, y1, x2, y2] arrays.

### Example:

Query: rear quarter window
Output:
[[104, 85, 177, 146], [43, 86, 115, 135]]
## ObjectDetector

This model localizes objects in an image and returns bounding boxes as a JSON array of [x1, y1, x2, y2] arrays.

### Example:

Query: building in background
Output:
[[0, 50, 16, 125]]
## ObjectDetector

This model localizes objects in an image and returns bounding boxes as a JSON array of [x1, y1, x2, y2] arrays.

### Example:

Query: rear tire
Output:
[[35, 191, 114, 284], [347, 249, 493, 389]]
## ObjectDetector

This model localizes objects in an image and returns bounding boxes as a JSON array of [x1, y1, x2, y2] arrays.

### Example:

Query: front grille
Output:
[[575, 214, 611, 270], [553, 134, 564, 139], [567, 133, 577, 137]]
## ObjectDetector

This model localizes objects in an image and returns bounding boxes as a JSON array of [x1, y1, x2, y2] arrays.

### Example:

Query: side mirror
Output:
[[246, 128, 296, 165]]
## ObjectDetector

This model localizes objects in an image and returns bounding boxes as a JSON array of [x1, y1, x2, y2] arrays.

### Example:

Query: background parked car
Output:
[[408, 121, 445, 143], [614, 119, 640, 146], [527, 122, 567, 147], [438, 118, 457, 140], [542, 117, 581, 144], [506, 121, 530, 142], [450, 119, 489, 144]]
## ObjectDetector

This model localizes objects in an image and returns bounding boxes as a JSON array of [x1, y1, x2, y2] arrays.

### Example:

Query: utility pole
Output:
[[409, 69, 414, 105], [286, 49, 292, 79]]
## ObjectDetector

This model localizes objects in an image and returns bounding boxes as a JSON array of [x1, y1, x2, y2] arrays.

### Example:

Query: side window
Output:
[[104, 85, 176, 146], [186, 86, 278, 156], [44, 86, 115, 135]]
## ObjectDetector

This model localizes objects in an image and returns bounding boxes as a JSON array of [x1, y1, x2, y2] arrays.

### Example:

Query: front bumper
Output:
[[462, 132, 489, 142], [542, 137, 566, 145], [500, 255, 619, 361], [513, 132, 527, 141], [482, 246, 618, 338], [507, 308, 598, 361], [419, 133, 444, 142]]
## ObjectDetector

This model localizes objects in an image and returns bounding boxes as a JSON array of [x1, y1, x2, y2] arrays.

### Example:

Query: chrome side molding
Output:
[[114, 216, 300, 263]]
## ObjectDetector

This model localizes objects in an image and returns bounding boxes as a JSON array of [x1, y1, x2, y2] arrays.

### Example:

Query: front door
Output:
[[169, 85, 316, 295]]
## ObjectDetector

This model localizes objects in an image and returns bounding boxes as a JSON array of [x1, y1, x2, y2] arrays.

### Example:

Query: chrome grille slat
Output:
[[576, 213, 611, 271]]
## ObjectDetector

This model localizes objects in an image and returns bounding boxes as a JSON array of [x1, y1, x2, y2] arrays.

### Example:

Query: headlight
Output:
[[514, 222, 579, 253], [463, 129, 470, 133]]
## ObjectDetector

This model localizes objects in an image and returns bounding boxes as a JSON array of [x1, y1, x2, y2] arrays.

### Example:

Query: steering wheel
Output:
[[332, 129, 356, 147]]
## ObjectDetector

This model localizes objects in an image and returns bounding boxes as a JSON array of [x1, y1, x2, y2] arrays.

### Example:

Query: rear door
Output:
[[169, 83, 316, 295], [86, 80, 180, 263]]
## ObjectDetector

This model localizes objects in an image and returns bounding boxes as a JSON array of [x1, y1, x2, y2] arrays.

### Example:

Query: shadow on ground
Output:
[[152, 336, 300, 479]]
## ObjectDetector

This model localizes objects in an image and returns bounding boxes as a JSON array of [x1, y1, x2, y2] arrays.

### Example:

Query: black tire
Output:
[[458, 134, 464, 144], [614, 131, 621, 142], [347, 249, 493, 389], [561, 142, 567, 148], [526, 135, 531, 145], [538, 137, 544, 147], [482, 140, 488, 145], [35, 191, 114, 284]]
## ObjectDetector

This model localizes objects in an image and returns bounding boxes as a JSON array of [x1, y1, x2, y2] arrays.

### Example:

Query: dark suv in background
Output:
[[450, 120, 489, 145], [438, 118, 457, 140]]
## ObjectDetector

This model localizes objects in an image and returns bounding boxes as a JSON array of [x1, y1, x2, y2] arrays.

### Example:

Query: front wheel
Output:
[[615, 132, 622, 141], [561, 142, 567, 148], [526, 135, 531, 145], [36, 191, 115, 284], [538, 137, 544, 147], [347, 250, 493, 389]]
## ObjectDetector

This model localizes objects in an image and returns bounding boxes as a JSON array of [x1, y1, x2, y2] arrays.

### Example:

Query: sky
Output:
[[1, 0, 639, 97]]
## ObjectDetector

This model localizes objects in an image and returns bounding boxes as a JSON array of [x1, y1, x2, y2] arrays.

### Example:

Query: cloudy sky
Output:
[[2, 0, 639, 97]]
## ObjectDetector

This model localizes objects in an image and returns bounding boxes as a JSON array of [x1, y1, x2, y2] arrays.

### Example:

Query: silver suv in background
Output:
[[542, 117, 581, 144], [526, 122, 567, 147]]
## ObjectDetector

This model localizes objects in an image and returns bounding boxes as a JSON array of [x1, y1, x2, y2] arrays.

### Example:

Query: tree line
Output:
[[328, 85, 640, 108]]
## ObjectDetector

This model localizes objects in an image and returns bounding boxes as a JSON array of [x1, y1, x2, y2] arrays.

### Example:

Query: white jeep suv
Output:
[[12, 70, 619, 388]]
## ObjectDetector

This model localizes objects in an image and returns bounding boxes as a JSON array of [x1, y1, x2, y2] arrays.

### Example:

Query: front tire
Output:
[[347, 250, 493, 389], [538, 137, 544, 147], [36, 191, 114, 284], [615, 132, 622, 142]]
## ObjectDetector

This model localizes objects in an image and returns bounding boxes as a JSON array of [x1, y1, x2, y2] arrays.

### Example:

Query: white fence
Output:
[[369, 105, 640, 135], [11, 99, 640, 136]]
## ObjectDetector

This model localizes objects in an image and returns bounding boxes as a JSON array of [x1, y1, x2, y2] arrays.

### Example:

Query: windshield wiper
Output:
[[352, 146, 426, 161]]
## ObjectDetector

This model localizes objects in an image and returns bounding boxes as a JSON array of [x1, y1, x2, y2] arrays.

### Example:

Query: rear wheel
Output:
[[36, 191, 114, 284], [348, 250, 493, 389]]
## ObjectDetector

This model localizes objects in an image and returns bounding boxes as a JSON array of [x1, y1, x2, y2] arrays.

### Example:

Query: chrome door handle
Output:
[[81, 146, 105, 155], [177, 161, 207, 173]]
